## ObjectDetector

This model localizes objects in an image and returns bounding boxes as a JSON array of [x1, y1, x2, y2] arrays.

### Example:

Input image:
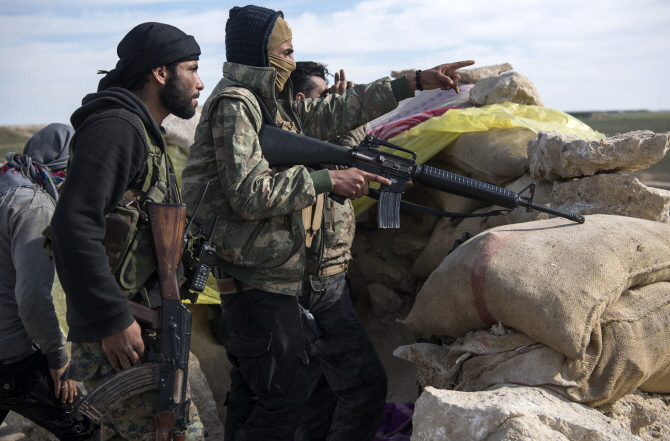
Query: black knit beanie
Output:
[[225, 5, 284, 68]]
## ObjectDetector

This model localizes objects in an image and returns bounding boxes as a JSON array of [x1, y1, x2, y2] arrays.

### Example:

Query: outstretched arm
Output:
[[406, 60, 475, 93], [296, 60, 475, 142]]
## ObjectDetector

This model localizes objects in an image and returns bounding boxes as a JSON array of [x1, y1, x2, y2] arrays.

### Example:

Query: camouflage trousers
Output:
[[67, 342, 206, 441]]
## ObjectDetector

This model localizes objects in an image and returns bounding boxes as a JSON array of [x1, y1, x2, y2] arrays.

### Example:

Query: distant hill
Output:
[[568, 110, 670, 136], [0, 124, 45, 158]]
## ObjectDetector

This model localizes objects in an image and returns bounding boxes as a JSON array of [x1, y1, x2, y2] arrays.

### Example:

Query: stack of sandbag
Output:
[[411, 126, 539, 278], [412, 129, 670, 279], [400, 214, 670, 406]]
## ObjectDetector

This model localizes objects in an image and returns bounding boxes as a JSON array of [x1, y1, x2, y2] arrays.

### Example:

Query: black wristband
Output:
[[415, 70, 423, 91]]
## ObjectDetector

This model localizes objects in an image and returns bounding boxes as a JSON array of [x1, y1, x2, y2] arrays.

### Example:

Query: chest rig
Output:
[[100, 110, 182, 306]]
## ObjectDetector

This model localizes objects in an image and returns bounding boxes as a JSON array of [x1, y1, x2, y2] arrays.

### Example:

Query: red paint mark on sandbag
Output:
[[471, 232, 518, 327]]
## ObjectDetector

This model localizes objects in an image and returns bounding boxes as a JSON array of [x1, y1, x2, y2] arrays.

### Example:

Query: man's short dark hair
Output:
[[291, 61, 330, 97]]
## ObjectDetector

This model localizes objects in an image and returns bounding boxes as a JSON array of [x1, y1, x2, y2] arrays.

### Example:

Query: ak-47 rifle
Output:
[[76, 202, 191, 441], [258, 126, 585, 227]]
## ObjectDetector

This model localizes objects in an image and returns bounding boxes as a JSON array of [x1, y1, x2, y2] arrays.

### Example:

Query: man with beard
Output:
[[181, 5, 473, 440], [50, 22, 206, 441], [288, 62, 382, 441]]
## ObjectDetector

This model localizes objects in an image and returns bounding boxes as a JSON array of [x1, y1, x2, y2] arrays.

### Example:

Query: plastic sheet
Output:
[[352, 102, 604, 216]]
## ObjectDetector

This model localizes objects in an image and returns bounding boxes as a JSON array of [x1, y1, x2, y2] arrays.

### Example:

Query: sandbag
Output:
[[429, 282, 670, 406], [411, 209, 490, 279], [403, 214, 670, 360], [421, 159, 489, 215], [436, 128, 535, 186]]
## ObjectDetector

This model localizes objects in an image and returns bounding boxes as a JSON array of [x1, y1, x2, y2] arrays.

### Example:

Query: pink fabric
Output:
[[369, 107, 460, 141]]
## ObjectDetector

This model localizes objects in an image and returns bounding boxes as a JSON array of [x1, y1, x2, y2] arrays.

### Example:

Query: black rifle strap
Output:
[[366, 189, 511, 220]]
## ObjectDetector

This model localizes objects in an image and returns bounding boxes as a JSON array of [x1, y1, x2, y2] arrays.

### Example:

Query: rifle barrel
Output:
[[414, 165, 518, 209], [519, 201, 586, 224]]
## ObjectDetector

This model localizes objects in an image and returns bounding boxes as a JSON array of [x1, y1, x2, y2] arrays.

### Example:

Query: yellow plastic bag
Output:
[[352, 102, 604, 216]]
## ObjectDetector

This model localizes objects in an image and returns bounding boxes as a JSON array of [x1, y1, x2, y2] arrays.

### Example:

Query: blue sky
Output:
[[1, 0, 669, 125]]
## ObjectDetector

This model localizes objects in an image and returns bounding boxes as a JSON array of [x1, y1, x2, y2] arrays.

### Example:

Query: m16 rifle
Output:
[[258, 126, 585, 227]]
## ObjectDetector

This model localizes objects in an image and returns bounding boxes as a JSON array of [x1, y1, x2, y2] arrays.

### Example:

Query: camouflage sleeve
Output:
[[330, 125, 367, 148], [296, 77, 411, 141], [213, 96, 319, 219], [326, 125, 367, 170]]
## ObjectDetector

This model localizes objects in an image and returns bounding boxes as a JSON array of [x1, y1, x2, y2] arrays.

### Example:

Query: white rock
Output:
[[163, 106, 202, 151], [394, 343, 453, 389], [552, 174, 670, 224], [469, 71, 544, 107], [528, 130, 670, 181], [368, 282, 404, 317], [411, 385, 639, 441], [597, 390, 666, 438], [456, 63, 513, 84]]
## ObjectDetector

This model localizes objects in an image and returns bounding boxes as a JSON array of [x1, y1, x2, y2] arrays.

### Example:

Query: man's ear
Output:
[[151, 65, 169, 86], [295, 92, 306, 102]]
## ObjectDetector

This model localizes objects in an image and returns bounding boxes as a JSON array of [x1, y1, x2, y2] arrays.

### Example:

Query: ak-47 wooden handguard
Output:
[[146, 202, 186, 301]]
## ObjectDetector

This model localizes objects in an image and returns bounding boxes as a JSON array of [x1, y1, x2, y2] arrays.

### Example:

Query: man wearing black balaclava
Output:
[[50, 22, 206, 440], [181, 5, 474, 441], [0, 124, 99, 440]]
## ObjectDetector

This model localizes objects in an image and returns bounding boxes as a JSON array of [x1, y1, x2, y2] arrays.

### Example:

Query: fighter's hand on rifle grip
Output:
[[101, 320, 145, 371], [330, 168, 392, 200], [408, 60, 475, 93]]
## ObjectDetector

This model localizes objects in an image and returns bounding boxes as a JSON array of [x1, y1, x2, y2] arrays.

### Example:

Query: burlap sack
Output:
[[439, 282, 670, 406], [422, 159, 489, 215], [411, 209, 490, 279], [403, 214, 670, 360], [436, 128, 535, 186]]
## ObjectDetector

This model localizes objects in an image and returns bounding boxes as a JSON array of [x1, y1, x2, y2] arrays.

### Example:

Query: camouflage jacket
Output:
[[320, 126, 367, 270], [182, 62, 411, 295]]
